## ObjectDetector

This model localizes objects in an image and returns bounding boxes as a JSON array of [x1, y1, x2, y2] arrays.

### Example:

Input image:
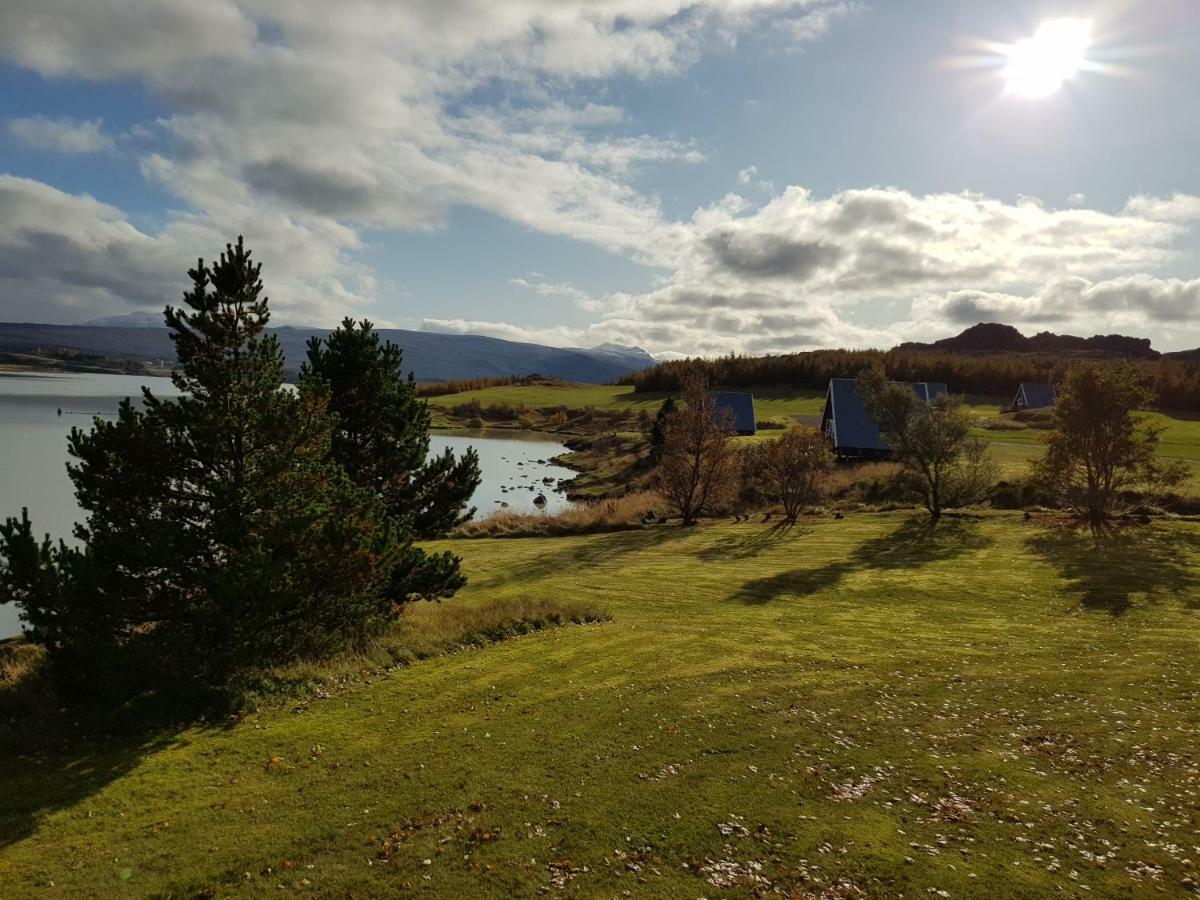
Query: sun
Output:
[[1004, 18, 1092, 98]]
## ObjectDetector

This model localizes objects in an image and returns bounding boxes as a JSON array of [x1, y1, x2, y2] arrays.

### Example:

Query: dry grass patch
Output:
[[0, 638, 40, 686], [457, 491, 663, 537]]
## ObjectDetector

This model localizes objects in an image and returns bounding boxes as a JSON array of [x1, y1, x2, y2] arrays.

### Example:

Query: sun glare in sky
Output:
[[1003, 18, 1093, 98]]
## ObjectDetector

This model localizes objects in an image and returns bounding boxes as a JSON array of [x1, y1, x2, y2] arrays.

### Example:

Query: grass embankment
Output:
[[0, 596, 609, 758], [2, 513, 1199, 897]]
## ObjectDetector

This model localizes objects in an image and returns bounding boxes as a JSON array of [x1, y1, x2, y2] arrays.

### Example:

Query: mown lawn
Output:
[[968, 404, 1200, 487], [2, 513, 1199, 897]]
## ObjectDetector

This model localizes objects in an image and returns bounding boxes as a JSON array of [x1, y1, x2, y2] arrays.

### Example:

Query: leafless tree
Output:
[[656, 373, 740, 525], [760, 426, 833, 524]]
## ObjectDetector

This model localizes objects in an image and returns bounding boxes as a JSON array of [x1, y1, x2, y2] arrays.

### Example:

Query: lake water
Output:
[[0, 371, 574, 638]]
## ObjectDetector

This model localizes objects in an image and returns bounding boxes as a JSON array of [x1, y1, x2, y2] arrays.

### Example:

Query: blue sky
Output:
[[1, 0, 1198, 353]]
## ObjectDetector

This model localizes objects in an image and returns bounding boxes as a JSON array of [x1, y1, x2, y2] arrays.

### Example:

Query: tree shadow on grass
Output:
[[731, 515, 993, 604], [475, 525, 695, 588], [0, 639, 230, 850], [696, 522, 807, 562], [1025, 522, 1200, 616]]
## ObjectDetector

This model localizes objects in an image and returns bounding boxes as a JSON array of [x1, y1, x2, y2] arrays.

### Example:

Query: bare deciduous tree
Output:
[[760, 426, 833, 524], [656, 373, 740, 525]]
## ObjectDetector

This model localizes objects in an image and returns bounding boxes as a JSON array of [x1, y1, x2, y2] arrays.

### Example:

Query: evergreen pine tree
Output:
[[649, 396, 676, 465], [0, 239, 416, 696], [300, 319, 481, 538]]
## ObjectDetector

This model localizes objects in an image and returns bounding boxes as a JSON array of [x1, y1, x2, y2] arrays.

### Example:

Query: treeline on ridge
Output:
[[621, 349, 1200, 410]]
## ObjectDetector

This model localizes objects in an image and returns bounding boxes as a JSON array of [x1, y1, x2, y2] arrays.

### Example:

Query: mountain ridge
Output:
[[0, 321, 655, 384], [895, 322, 1174, 359]]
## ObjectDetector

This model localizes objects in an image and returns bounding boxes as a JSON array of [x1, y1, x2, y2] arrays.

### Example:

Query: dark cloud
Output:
[[839, 238, 997, 290], [243, 159, 378, 218], [704, 230, 842, 279], [826, 193, 933, 239]]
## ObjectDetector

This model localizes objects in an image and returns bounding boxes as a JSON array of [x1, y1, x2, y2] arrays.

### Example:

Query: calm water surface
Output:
[[0, 371, 573, 638]]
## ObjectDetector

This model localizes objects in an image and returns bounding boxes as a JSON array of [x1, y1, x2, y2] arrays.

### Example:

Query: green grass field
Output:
[[425, 383, 826, 420], [3, 513, 1199, 897], [428, 382, 1200, 452], [427, 382, 1200, 491], [425, 383, 666, 411]]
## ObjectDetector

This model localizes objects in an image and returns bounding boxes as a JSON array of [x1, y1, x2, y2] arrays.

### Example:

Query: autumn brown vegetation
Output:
[[622, 348, 1200, 410], [750, 426, 833, 524], [416, 375, 523, 396], [456, 492, 663, 537], [655, 374, 740, 525]]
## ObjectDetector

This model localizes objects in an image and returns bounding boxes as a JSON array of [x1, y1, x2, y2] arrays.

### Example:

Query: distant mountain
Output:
[[83, 311, 164, 328], [896, 322, 1159, 359], [0, 322, 656, 383]]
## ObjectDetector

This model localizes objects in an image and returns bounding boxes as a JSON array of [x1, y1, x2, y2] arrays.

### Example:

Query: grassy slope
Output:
[[425, 383, 826, 419], [967, 402, 1200, 485], [427, 383, 1200, 491], [2, 514, 1199, 897]]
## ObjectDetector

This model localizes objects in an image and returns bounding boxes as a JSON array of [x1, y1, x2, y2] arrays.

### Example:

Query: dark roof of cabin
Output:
[[1017, 382, 1056, 408], [823, 378, 949, 452], [713, 391, 756, 433]]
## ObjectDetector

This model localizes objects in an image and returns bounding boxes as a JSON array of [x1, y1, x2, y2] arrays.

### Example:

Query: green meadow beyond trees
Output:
[[0, 238, 471, 700]]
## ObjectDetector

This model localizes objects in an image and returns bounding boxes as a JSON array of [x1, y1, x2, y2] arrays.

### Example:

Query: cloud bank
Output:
[[0, 1, 1198, 354]]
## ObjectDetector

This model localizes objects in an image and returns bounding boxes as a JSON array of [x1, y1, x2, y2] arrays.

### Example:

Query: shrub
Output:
[[858, 367, 997, 518], [759, 426, 834, 523], [988, 479, 1056, 510]]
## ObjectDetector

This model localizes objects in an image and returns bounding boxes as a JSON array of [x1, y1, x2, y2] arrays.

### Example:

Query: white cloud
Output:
[[1122, 193, 1200, 224], [7, 116, 114, 154], [1, 2, 1198, 356], [509, 277, 593, 305], [0, 0, 254, 78], [914, 276, 1200, 329], [564, 186, 1200, 356], [420, 317, 590, 348], [736, 164, 774, 193], [779, 0, 858, 43], [0, 0, 853, 326], [0, 175, 376, 325], [0, 0, 866, 337]]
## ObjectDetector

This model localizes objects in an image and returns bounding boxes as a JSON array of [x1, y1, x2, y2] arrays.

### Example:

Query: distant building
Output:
[[821, 378, 948, 459], [713, 391, 757, 436], [1010, 382, 1056, 412]]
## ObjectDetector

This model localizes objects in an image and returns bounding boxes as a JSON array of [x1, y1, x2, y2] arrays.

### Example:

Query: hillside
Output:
[[3, 513, 1199, 897], [0, 322, 655, 384], [896, 322, 1159, 358]]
